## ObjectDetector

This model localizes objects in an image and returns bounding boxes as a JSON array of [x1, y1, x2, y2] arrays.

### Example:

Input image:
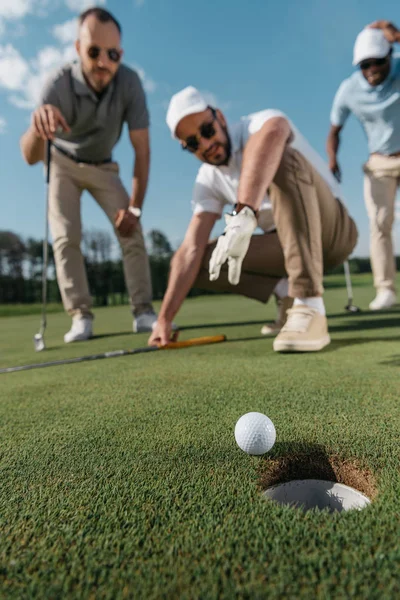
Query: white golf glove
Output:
[[209, 206, 258, 285]]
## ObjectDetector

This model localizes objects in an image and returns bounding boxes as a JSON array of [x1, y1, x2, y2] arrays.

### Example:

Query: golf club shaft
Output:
[[343, 260, 353, 304], [1, 335, 226, 374], [38, 141, 51, 337]]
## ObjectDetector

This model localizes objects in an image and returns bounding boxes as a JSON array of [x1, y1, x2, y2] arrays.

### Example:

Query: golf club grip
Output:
[[46, 140, 52, 183], [163, 335, 226, 350]]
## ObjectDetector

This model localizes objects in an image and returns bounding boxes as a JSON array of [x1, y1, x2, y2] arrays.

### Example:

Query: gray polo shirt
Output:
[[39, 61, 149, 162]]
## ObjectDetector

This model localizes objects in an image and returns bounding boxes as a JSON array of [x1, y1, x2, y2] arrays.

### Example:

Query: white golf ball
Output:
[[234, 412, 276, 455]]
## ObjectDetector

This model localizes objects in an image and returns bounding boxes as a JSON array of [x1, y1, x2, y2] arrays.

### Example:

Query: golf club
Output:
[[33, 140, 52, 352], [1, 335, 226, 374], [343, 260, 361, 313]]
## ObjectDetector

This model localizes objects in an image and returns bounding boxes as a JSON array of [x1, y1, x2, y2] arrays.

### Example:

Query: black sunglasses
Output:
[[182, 107, 218, 153], [87, 46, 122, 63], [359, 57, 388, 70]]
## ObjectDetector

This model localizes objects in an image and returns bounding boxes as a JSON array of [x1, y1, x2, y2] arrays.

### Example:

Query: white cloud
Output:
[[52, 18, 78, 44], [135, 0, 145, 7], [0, 44, 29, 90], [0, 42, 76, 109], [65, 0, 106, 11], [0, 116, 7, 133], [0, 0, 34, 20], [131, 63, 156, 93], [396, 200, 400, 222]]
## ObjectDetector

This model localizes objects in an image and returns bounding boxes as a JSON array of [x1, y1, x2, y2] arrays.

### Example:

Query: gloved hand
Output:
[[114, 209, 138, 237], [209, 206, 258, 285]]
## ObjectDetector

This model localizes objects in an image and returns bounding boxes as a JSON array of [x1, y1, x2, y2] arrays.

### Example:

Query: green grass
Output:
[[1, 273, 400, 599]]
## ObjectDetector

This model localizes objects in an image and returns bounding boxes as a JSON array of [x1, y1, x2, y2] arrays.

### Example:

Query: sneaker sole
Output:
[[64, 334, 93, 344], [369, 303, 397, 311], [273, 335, 331, 353]]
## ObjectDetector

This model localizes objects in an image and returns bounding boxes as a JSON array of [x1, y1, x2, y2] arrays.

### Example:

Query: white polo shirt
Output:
[[192, 109, 343, 232]]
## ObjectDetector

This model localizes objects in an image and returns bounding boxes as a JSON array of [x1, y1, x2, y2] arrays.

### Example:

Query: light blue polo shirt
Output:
[[330, 57, 400, 155]]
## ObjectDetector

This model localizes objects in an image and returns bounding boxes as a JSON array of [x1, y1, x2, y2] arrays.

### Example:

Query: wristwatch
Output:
[[128, 206, 142, 218]]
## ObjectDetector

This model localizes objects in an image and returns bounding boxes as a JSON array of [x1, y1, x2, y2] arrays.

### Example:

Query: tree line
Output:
[[0, 228, 202, 306], [1, 228, 398, 306]]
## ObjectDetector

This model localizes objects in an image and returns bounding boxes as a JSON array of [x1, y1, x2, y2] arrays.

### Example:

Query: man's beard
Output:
[[203, 126, 232, 166]]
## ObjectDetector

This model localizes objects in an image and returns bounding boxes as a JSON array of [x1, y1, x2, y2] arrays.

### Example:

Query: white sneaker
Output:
[[369, 290, 397, 311], [64, 316, 93, 343], [133, 311, 158, 333], [261, 296, 293, 336], [273, 305, 330, 353]]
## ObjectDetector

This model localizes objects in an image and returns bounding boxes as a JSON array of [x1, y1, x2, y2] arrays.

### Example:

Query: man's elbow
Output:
[[264, 117, 292, 143]]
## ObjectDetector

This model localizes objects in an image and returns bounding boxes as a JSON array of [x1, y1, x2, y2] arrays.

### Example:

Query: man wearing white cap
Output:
[[327, 20, 400, 311], [148, 87, 358, 352]]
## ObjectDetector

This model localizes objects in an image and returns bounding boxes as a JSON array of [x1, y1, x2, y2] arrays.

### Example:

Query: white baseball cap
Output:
[[166, 86, 208, 138], [353, 28, 391, 66]]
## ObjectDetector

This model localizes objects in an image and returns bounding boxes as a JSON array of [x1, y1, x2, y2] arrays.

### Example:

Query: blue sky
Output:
[[0, 0, 399, 256]]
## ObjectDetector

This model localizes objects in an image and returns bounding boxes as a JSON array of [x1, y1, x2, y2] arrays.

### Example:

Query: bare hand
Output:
[[368, 20, 399, 43], [114, 209, 138, 237], [329, 159, 342, 183], [148, 320, 178, 347], [31, 104, 70, 140]]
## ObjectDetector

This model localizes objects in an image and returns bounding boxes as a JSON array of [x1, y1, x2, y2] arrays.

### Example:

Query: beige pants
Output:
[[195, 148, 358, 301], [363, 154, 400, 293], [48, 148, 153, 318]]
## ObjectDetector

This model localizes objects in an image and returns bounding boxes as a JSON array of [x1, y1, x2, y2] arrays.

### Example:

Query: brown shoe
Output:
[[261, 296, 294, 336], [273, 305, 330, 352]]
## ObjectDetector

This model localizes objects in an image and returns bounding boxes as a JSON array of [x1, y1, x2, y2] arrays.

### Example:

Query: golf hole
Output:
[[259, 449, 377, 514], [263, 479, 370, 513]]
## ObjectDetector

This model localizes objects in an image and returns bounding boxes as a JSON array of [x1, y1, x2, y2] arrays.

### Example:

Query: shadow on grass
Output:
[[379, 355, 400, 367], [328, 307, 400, 319], [179, 320, 267, 331], [329, 317, 400, 333], [259, 442, 338, 487], [91, 321, 269, 339], [258, 442, 377, 503]]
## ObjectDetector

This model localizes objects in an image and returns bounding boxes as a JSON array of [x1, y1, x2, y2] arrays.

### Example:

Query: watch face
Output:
[[129, 207, 141, 217]]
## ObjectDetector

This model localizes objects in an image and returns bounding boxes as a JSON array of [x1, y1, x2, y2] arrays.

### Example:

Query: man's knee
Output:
[[370, 209, 395, 235], [53, 234, 81, 254]]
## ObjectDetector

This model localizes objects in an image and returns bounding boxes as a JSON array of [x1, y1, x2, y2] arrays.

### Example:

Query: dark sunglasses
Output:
[[87, 46, 122, 63], [359, 57, 388, 70], [182, 107, 217, 153]]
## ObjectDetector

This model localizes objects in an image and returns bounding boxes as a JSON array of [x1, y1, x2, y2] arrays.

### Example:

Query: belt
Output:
[[371, 151, 400, 158], [54, 145, 112, 165]]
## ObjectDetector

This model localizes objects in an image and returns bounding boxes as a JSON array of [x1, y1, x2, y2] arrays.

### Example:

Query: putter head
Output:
[[345, 304, 361, 313], [34, 333, 46, 352]]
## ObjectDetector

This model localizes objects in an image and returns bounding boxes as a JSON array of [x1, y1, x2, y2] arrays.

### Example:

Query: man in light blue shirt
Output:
[[327, 20, 400, 310]]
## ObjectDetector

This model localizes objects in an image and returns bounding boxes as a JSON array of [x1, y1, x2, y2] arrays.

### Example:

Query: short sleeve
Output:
[[330, 81, 351, 127], [38, 72, 61, 108], [191, 166, 224, 216], [247, 109, 288, 136], [125, 69, 150, 130]]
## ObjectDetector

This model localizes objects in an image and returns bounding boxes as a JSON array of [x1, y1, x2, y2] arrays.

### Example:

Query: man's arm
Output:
[[115, 129, 150, 237], [20, 104, 70, 165], [326, 124, 343, 182], [148, 212, 218, 346], [236, 116, 292, 213], [129, 128, 150, 210], [368, 20, 400, 43]]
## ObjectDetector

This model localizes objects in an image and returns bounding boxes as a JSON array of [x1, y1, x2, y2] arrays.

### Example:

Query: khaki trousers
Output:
[[195, 148, 358, 302], [363, 154, 400, 293], [48, 148, 153, 318]]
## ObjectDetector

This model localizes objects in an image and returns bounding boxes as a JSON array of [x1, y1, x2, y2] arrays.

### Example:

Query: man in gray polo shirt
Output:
[[20, 7, 156, 342]]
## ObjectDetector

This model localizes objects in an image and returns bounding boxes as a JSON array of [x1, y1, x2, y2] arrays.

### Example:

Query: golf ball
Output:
[[234, 412, 276, 455]]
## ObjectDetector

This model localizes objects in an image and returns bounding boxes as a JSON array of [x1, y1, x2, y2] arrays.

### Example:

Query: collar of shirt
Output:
[[71, 60, 115, 102]]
